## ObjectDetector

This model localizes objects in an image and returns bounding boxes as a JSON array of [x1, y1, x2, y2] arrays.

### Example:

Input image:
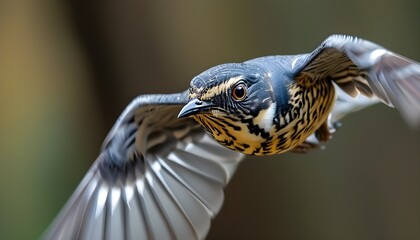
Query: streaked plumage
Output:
[[45, 35, 420, 239], [179, 35, 420, 155]]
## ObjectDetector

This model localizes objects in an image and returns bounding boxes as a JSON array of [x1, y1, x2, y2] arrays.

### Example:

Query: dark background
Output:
[[0, 0, 419, 239]]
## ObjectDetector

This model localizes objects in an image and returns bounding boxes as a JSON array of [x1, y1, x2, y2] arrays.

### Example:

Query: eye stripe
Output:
[[199, 77, 244, 100]]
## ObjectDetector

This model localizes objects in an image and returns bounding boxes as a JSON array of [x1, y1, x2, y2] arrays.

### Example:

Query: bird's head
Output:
[[178, 62, 287, 154]]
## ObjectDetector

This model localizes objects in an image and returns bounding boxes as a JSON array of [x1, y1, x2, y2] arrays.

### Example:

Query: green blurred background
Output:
[[1, 0, 419, 239]]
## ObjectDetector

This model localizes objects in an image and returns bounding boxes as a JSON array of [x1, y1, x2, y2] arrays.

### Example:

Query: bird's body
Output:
[[179, 35, 420, 157], [45, 35, 420, 240]]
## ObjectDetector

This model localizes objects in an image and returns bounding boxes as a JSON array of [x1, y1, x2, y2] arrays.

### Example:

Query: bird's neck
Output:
[[246, 55, 296, 116]]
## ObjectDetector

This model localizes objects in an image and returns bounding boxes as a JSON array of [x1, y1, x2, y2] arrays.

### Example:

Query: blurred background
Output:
[[1, 0, 419, 239]]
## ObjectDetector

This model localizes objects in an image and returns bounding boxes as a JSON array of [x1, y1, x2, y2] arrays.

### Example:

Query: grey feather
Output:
[[43, 91, 244, 240]]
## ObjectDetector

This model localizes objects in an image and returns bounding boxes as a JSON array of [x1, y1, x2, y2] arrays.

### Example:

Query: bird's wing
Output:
[[44, 91, 244, 240], [294, 34, 420, 126]]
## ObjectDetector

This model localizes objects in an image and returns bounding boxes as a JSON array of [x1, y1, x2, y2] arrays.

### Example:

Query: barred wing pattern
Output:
[[44, 92, 244, 240], [295, 34, 420, 126]]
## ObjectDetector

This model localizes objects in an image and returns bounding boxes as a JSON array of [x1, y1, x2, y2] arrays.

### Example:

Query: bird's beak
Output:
[[178, 99, 215, 118]]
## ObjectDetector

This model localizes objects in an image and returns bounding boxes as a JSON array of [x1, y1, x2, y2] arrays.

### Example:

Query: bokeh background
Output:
[[1, 0, 420, 239]]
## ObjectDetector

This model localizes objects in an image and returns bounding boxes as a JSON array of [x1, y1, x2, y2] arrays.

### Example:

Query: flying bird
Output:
[[44, 35, 420, 240]]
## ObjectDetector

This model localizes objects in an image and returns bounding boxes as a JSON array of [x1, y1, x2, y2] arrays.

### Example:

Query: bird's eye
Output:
[[231, 83, 247, 101]]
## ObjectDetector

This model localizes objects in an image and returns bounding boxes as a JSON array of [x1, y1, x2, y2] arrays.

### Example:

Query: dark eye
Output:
[[231, 83, 247, 101]]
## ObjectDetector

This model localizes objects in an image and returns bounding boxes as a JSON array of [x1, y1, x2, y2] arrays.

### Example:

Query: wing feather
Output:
[[44, 91, 244, 240], [296, 34, 420, 126]]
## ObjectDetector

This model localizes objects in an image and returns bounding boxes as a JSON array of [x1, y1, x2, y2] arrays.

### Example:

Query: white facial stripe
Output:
[[253, 103, 276, 132], [200, 76, 243, 100]]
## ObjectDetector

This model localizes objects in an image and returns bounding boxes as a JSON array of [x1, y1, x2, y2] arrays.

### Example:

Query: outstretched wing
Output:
[[295, 34, 420, 126], [44, 91, 244, 240]]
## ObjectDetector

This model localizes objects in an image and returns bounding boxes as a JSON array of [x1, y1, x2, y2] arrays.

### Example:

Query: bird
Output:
[[178, 35, 420, 155], [44, 35, 420, 240]]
